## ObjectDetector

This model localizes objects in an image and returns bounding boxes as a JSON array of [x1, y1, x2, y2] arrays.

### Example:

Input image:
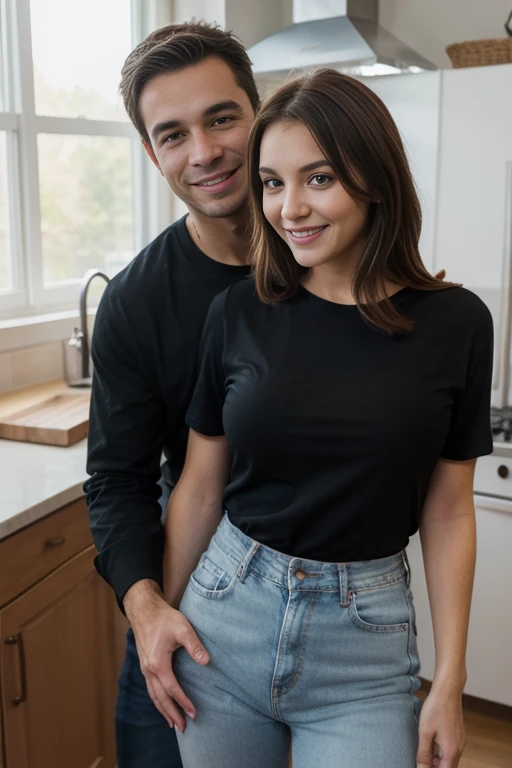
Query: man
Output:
[[85, 22, 259, 767]]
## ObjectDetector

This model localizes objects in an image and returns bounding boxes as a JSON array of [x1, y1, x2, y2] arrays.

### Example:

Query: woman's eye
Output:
[[263, 178, 282, 190], [310, 174, 332, 186]]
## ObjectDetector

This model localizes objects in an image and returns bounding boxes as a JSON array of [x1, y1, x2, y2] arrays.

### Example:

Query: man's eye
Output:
[[310, 174, 332, 186], [212, 116, 232, 126], [165, 132, 183, 143], [263, 179, 282, 190]]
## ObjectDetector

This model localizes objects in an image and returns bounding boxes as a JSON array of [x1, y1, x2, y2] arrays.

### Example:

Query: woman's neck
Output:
[[302, 265, 404, 306]]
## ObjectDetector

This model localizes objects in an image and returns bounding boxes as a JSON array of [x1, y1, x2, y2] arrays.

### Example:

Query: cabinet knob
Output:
[[44, 536, 65, 548], [497, 464, 509, 479]]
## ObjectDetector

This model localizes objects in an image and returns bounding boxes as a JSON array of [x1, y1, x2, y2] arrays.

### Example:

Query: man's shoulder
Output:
[[106, 217, 188, 303]]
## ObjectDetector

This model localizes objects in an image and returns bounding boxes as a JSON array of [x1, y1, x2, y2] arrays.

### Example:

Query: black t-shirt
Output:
[[186, 278, 493, 562], [85, 216, 250, 605]]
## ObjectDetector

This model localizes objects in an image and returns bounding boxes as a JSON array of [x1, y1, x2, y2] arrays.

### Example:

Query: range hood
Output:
[[247, 0, 436, 77]]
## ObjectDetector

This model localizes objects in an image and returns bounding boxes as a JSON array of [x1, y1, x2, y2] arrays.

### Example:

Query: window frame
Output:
[[0, 0, 172, 320]]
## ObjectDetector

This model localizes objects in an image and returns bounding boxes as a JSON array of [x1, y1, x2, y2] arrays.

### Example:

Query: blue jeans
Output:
[[116, 472, 182, 768], [174, 513, 421, 768]]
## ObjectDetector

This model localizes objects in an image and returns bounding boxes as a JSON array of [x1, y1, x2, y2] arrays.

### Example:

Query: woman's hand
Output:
[[416, 687, 466, 768]]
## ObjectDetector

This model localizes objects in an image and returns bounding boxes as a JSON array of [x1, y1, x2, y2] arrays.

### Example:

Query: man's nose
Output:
[[189, 133, 224, 166]]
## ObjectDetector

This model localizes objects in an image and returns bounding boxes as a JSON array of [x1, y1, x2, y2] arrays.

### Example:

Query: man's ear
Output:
[[142, 139, 164, 176]]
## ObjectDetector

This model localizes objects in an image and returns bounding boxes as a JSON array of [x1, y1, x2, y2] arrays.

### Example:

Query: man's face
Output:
[[140, 57, 255, 218]]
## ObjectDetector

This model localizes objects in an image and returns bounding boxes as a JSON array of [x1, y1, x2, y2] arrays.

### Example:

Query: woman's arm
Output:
[[164, 428, 231, 608], [416, 456, 477, 768]]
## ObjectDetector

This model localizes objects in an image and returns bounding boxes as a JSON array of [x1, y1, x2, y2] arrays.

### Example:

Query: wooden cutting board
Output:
[[0, 381, 90, 447]]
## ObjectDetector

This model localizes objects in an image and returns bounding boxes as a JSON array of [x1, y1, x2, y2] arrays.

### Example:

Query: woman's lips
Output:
[[286, 225, 329, 246]]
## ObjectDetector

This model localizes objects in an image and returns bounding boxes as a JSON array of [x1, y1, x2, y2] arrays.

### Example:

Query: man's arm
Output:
[[85, 285, 209, 733], [85, 284, 165, 610]]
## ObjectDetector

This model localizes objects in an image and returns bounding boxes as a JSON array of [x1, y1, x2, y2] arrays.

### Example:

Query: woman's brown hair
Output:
[[248, 69, 454, 334]]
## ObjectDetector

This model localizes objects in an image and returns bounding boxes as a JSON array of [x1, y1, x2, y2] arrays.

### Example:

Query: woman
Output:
[[163, 70, 493, 768]]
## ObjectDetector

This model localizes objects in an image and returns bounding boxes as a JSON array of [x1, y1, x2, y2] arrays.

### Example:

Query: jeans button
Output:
[[295, 569, 306, 580]]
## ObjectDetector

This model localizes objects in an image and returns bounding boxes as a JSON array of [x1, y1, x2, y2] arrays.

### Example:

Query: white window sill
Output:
[[0, 308, 97, 354]]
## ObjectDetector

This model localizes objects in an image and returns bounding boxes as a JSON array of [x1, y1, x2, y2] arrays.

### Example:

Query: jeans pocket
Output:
[[347, 583, 410, 633], [189, 552, 238, 600]]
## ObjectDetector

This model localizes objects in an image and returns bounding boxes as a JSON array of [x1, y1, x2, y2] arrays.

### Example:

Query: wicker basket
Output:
[[446, 38, 512, 68]]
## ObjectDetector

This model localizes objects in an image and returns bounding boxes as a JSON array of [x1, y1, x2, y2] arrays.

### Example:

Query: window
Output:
[[0, 0, 171, 318]]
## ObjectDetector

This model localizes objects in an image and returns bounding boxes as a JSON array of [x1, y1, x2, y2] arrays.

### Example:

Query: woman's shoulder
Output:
[[210, 275, 266, 314], [409, 284, 492, 330]]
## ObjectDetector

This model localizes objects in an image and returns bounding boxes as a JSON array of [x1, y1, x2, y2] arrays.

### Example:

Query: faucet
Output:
[[68, 268, 110, 387]]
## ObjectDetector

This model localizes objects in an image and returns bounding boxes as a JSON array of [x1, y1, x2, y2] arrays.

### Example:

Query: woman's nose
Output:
[[281, 189, 310, 222]]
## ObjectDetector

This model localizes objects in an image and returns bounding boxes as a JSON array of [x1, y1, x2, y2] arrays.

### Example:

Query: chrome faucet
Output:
[[68, 268, 110, 387]]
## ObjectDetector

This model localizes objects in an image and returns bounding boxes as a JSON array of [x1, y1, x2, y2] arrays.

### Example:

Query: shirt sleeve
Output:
[[441, 295, 494, 461], [84, 283, 165, 611], [185, 291, 227, 436]]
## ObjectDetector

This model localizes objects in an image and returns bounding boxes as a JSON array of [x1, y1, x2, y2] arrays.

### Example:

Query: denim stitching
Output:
[[279, 591, 321, 697], [237, 541, 261, 583], [348, 593, 408, 633], [270, 581, 293, 721], [352, 574, 407, 593], [404, 586, 418, 694]]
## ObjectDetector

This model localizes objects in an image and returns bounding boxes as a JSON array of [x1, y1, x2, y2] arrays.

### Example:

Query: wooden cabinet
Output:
[[0, 500, 125, 768]]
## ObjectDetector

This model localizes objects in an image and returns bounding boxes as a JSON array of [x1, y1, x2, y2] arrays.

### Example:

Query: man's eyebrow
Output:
[[151, 101, 244, 141], [259, 160, 333, 175], [203, 100, 244, 117], [151, 119, 182, 141]]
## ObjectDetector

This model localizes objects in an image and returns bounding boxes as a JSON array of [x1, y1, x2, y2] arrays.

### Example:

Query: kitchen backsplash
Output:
[[0, 341, 66, 395]]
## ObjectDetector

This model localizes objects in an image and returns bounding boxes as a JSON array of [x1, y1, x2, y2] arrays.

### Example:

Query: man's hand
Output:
[[123, 579, 209, 733]]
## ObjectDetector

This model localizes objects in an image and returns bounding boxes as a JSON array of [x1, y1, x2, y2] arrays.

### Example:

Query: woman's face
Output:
[[259, 120, 369, 271]]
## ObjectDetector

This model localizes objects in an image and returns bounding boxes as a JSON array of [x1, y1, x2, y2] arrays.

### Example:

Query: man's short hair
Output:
[[121, 21, 260, 143]]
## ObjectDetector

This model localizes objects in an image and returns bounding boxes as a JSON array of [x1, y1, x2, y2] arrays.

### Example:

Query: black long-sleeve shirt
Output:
[[84, 216, 250, 608]]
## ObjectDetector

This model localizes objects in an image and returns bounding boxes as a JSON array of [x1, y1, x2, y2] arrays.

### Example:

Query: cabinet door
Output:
[[367, 71, 441, 275], [0, 546, 118, 768], [435, 64, 512, 407], [465, 496, 512, 705], [407, 495, 512, 706]]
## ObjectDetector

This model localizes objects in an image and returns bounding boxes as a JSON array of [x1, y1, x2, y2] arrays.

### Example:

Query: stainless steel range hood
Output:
[[247, 0, 437, 77]]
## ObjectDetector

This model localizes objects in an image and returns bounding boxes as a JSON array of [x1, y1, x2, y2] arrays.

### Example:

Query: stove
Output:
[[491, 407, 512, 443]]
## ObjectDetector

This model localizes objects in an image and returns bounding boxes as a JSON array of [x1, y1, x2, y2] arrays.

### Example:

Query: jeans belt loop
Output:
[[402, 549, 411, 587], [338, 564, 350, 607], [238, 541, 261, 584]]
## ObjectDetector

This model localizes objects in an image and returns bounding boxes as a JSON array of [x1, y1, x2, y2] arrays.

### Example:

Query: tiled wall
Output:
[[0, 341, 66, 396]]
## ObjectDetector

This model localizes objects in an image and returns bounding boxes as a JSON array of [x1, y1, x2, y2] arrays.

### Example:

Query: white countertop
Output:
[[0, 437, 88, 541]]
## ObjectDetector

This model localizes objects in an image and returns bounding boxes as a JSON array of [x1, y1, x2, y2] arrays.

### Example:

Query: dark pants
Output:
[[116, 469, 182, 767], [116, 628, 183, 767]]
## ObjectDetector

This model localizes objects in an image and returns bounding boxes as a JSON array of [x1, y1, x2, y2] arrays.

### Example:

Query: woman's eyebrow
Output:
[[299, 160, 333, 173], [259, 160, 333, 175]]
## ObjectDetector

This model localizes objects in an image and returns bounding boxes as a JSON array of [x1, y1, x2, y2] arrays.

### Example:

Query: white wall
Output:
[[172, 0, 285, 48], [380, 0, 512, 68]]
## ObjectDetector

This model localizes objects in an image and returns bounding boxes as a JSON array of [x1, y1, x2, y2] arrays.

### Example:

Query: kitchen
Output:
[[0, 1, 511, 766]]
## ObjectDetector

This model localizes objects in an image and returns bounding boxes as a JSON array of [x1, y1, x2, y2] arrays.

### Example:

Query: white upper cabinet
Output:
[[435, 64, 512, 406], [366, 71, 441, 276]]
